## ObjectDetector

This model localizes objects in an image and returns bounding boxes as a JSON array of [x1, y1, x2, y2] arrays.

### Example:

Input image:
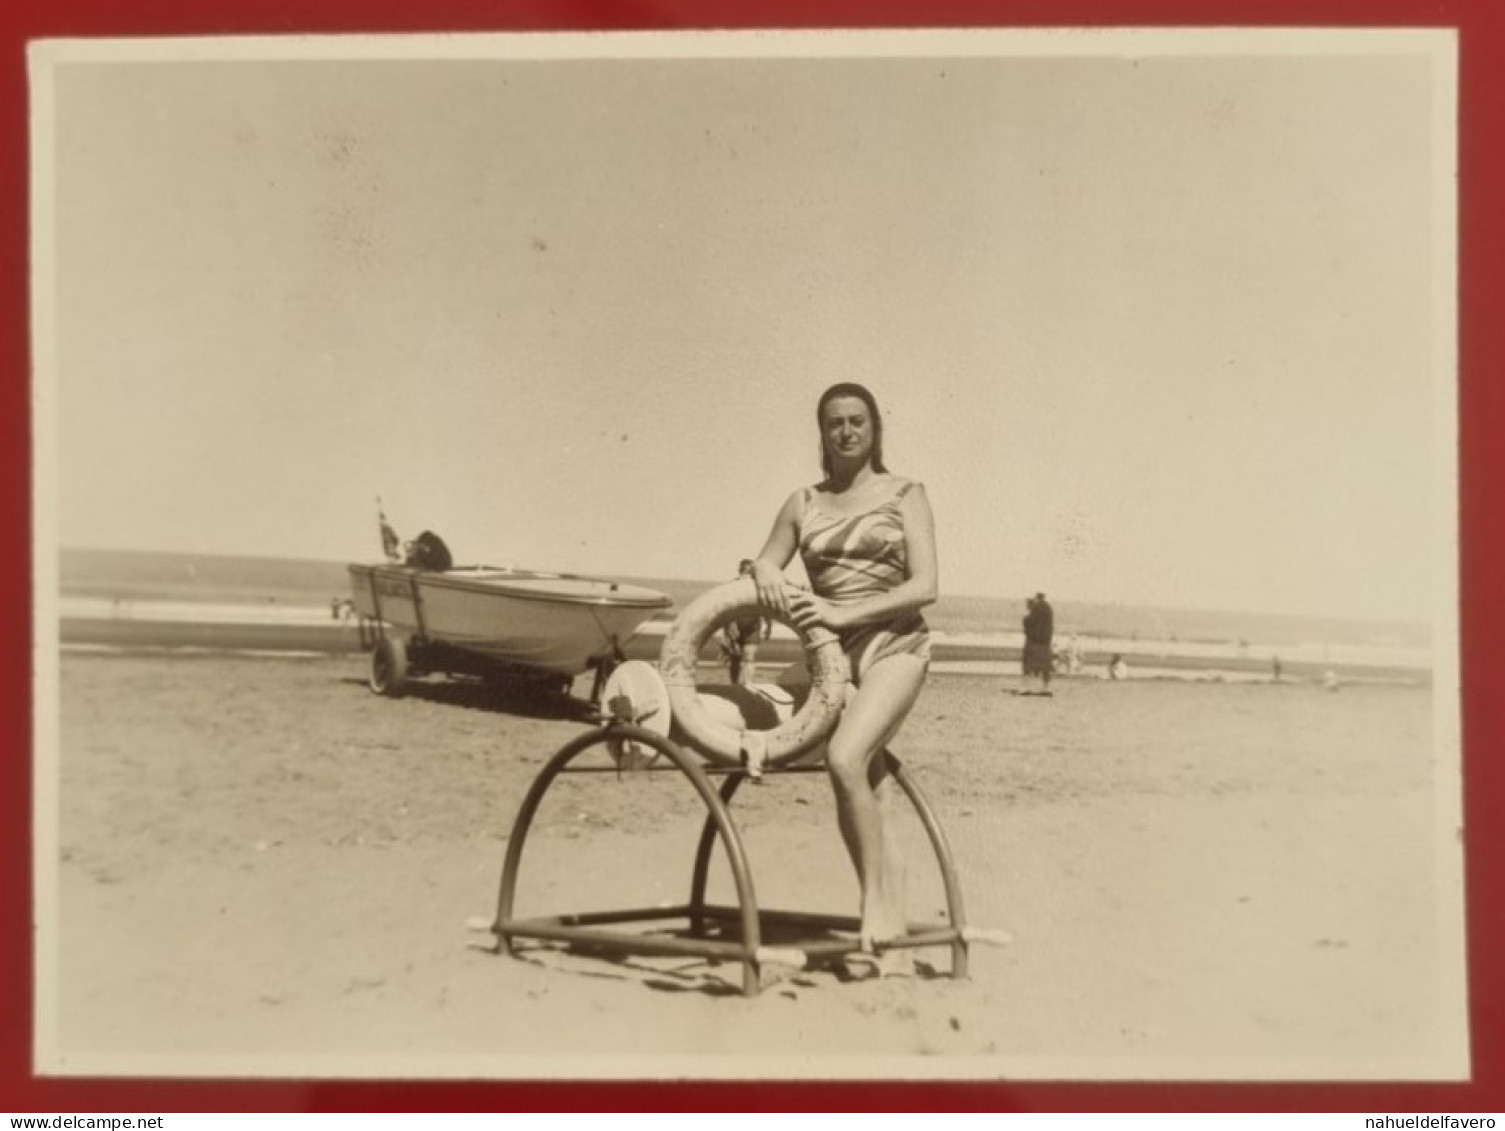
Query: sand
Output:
[[41, 651, 1466, 1080]]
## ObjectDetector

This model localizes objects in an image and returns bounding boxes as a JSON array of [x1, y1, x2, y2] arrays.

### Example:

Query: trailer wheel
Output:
[[370, 636, 409, 697]]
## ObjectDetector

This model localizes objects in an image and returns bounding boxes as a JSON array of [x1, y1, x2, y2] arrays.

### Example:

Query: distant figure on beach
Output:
[[720, 559, 771, 687], [1323, 668, 1341, 692], [1108, 653, 1129, 681], [1021, 592, 1055, 693], [747, 382, 937, 975], [1060, 634, 1084, 677], [1272, 655, 1283, 682]]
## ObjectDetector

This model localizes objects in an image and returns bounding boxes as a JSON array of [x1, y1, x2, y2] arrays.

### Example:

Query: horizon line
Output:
[[54, 542, 1433, 632]]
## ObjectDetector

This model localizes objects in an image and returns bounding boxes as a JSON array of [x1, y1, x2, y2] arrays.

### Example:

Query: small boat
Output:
[[348, 517, 672, 700]]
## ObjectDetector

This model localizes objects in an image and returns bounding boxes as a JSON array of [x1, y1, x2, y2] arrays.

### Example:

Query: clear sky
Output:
[[36, 31, 1454, 622]]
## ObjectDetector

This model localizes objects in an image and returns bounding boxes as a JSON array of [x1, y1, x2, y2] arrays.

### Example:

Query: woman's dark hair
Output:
[[816, 382, 887, 478]]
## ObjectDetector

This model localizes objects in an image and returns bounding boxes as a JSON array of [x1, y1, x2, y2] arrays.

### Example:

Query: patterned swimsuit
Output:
[[797, 477, 932, 683]]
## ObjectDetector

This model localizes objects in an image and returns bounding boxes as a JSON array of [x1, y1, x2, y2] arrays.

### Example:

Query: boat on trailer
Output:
[[348, 554, 672, 701]]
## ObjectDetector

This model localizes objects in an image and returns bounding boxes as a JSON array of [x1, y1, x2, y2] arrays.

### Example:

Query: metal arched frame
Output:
[[490, 724, 969, 996]]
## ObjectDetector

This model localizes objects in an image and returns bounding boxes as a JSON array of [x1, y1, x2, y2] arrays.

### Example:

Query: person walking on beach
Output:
[[1021, 592, 1055, 694], [748, 382, 937, 974]]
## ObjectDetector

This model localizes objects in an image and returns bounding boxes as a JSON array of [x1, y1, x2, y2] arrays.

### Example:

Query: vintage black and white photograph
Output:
[[31, 28, 1462, 1079]]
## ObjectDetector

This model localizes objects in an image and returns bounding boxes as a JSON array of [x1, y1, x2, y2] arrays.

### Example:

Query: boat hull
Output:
[[348, 564, 672, 676]]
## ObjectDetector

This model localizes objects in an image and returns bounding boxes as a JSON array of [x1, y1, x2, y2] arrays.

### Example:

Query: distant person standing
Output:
[[1063, 634, 1084, 676], [1021, 592, 1055, 694], [1108, 653, 1129, 681], [1272, 655, 1283, 682]]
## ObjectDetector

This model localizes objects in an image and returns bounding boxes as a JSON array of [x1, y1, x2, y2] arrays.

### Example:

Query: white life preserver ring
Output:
[[658, 578, 849, 768]]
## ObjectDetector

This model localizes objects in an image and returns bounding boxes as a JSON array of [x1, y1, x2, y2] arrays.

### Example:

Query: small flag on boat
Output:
[[378, 497, 401, 561]]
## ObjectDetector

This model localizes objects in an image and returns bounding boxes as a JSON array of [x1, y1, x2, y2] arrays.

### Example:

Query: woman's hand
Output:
[[749, 559, 790, 617], [786, 589, 850, 634]]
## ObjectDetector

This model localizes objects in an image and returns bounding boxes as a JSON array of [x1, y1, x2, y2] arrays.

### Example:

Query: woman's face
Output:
[[821, 396, 875, 466]]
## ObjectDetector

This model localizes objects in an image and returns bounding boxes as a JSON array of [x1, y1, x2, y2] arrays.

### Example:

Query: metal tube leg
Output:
[[646, 736, 765, 996], [493, 725, 621, 954], [630, 743, 761, 996], [495, 725, 766, 994], [688, 773, 746, 935], [886, 751, 971, 979]]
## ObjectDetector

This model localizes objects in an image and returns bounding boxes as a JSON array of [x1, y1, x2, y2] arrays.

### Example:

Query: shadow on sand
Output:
[[498, 918, 944, 997], [339, 674, 598, 723]]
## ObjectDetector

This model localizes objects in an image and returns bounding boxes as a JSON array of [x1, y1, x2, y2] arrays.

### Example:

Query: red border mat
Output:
[[5, 0, 1500, 1113]]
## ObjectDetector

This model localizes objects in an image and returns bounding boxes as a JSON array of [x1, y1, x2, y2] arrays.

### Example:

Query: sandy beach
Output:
[[42, 650, 1465, 1080]]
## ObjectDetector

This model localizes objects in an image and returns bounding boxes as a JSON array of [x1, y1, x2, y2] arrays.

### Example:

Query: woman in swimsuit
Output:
[[748, 382, 938, 964]]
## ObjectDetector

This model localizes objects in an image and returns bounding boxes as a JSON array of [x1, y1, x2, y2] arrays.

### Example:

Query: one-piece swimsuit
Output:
[[796, 477, 932, 684]]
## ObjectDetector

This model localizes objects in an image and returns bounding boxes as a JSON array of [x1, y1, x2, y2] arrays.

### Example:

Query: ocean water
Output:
[[54, 547, 1434, 680]]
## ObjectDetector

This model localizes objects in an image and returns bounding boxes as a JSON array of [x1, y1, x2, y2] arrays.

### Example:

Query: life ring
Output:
[[658, 577, 848, 768]]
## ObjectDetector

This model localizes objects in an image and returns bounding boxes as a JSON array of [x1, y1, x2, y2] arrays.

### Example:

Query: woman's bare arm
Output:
[[748, 489, 805, 616]]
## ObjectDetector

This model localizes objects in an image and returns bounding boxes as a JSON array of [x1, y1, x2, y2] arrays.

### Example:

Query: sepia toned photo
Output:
[[30, 28, 1463, 1080]]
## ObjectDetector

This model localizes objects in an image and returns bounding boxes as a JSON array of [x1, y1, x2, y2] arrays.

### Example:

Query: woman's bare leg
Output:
[[825, 653, 928, 948]]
